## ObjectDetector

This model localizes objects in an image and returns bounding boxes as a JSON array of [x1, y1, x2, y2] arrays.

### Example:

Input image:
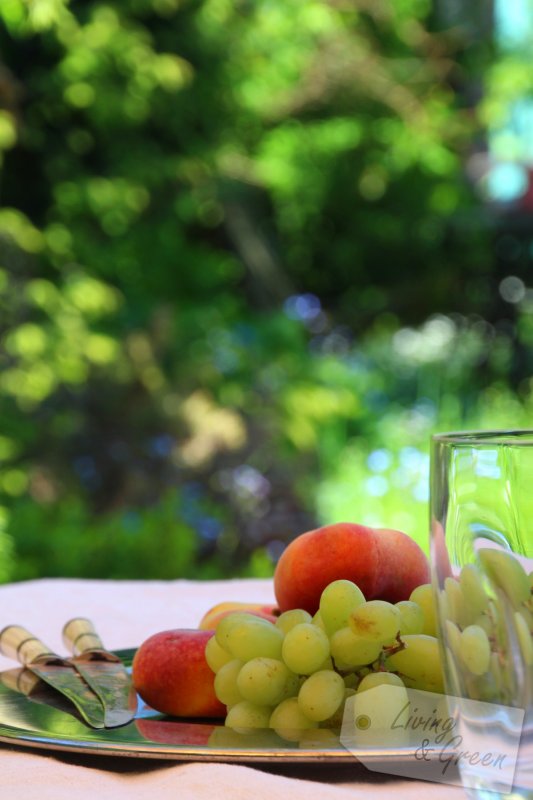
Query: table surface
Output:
[[0, 577, 467, 800]]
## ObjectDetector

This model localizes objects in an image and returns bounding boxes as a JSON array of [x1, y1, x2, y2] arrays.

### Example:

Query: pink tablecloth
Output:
[[0, 578, 466, 800]]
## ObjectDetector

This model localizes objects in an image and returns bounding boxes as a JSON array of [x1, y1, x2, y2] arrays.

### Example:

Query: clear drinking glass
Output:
[[430, 430, 533, 800]]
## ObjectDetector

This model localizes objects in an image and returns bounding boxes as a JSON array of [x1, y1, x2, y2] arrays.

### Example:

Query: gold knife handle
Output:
[[0, 625, 56, 665], [0, 666, 41, 695], [62, 618, 105, 656]]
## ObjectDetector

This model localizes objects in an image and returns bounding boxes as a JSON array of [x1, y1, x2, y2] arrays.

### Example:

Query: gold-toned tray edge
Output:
[[0, 731, 364, 762]]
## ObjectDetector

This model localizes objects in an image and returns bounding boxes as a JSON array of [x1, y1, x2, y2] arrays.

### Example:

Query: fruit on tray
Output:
[[273, 522, 430, 614], [208, 547, 533, 736], [133, 629, 226, 718], [208, 577, 445, 738], [130, 521, 433, 723], [130, 521, 533, 732], [198, 601, 279, 630]]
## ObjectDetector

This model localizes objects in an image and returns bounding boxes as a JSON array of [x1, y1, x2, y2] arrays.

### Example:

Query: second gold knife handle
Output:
[[62, 618, 104, 656], [0, 625, 56, 664]]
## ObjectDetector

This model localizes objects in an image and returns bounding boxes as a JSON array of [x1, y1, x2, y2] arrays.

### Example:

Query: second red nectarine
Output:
[[132, 629, 226, 718], [198, 601, 278, 630]]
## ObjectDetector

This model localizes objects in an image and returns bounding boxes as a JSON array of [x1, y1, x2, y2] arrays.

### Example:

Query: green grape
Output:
[[409, 584, 437, 636], [331, 657, 353, 672], [443, 577, 466, 628], [225, 617, 284, 661], [312, 610, 326, 631], [205, 635, 232, 673], [319, 579, 365, 635], [444, 619, 462, 660], [349, 600, 401, 643], [214, 659, 244, 706], [297, 670, 345, 722], [445, 647, 463, 699], [343, 672, 358, 688], [279, 671, 301, 700], [330, 627, 382, 668], [355, 666, 373, 679], [236, 658, 291, 706], [356, 671, 406, 693], [518, 606, 533, 632], [276, 609, 312, 635], [478, 548, 530, 609], [351, 682, 410, 747], [269, 697, 318, 741], [472, 600, 500, 641], [473, 612, 493, 637], [395, 601, 424, 635], [459, 625, 490, 675], [464, 671, 499, 704], [385, 634, 444, 693], [225, 700, 272, 730], [514, 612, 533, 666], [281, 623, 330, 675], [485, 599, 504, 640], [299, 728, 339, 748], [459, 563, 489, 621], [322, 688, 356, 728], [215, 613, 262, 649]]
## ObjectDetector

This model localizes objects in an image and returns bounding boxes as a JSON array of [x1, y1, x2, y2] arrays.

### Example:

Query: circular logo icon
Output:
[[354, 714, 371, 730]]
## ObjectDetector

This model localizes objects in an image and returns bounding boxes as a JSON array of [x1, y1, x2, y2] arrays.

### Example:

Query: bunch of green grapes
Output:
[[205, 579, 444, 738], [441, 549, 533, 705]]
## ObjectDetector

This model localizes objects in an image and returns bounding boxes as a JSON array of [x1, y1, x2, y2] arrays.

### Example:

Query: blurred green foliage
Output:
[[0, 0, 532, 583]]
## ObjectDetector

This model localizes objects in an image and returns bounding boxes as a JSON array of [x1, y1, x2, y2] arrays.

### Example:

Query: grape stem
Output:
[[330, 659, 355, 677], [381, 632, 405, 658]]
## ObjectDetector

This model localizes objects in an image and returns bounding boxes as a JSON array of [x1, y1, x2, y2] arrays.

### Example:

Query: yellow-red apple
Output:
[[132, 629, 226, 718], [198, 601, 279, 630], [273, 522, 429, 614]]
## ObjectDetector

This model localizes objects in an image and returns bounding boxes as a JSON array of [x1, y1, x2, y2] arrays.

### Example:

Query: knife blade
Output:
[[62, 618, 137, 728], [0, 665, 90, 722], [0, 625, 106, 728]]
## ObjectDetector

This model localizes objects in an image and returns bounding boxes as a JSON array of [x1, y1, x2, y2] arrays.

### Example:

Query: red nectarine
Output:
[[273, 522, 429, 614], [372, 527, 430, 603], [273, 523, 378, 613], [132, 629, 226, 718]]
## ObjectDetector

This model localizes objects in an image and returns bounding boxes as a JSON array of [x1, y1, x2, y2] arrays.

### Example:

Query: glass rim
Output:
[[432, 428, 533, 446]]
